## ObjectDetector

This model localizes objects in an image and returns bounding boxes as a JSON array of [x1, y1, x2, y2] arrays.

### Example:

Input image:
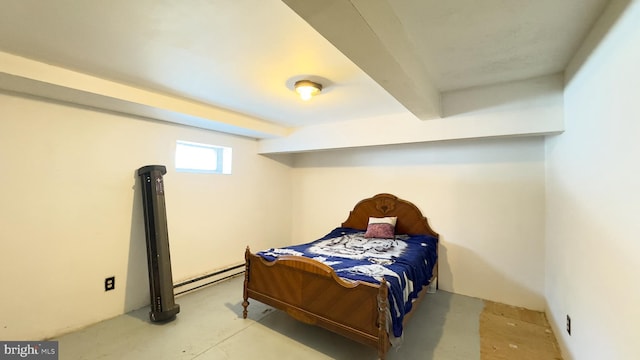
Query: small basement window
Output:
[[175, 140, 232, 174]]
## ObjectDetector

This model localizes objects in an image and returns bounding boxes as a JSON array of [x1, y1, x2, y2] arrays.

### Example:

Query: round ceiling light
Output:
[[294, 80, 322, 101]]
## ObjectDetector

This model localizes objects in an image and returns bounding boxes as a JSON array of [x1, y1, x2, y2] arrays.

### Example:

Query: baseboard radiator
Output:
[[173, 263, 245, 296]]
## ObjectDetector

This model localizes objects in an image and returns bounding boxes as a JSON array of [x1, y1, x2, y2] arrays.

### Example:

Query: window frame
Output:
[[175, 140, 232, 175]]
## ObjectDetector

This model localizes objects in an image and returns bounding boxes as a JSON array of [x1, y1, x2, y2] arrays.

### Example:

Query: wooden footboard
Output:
[[243, 247, 391, 358]]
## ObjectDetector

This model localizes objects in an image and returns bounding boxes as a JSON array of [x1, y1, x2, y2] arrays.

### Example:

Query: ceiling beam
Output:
[[259, 74, 564, 153], [0, 51, 291, 139], [283, 0, 441, 120]]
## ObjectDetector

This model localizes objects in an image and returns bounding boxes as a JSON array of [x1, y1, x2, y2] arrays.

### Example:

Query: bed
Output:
[[242, 193, 439, 359]]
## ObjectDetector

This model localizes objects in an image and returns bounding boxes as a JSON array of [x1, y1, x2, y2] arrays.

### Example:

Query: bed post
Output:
[[377, 278, 389, 360], [242, 246, 250, 319]]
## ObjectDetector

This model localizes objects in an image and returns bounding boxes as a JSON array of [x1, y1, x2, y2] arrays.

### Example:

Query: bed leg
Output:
[[377, 278, 389, 360], [242, 247, 250, 319], [242, 291, 249, 319], [242, 299, 249, 319]]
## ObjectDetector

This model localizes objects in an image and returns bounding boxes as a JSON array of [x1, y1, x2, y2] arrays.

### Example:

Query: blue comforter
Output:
[[257, 227, 438, 338]]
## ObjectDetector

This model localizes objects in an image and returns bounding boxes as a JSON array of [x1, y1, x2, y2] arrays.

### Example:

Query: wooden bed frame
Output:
[[242, 193, 439, 359]]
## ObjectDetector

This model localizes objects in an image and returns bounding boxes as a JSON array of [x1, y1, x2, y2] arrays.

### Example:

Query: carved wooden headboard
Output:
[[341, 193, 439, 237]]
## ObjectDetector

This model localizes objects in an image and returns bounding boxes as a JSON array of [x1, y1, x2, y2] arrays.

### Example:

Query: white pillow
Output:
[[368, 216, 397, 226]]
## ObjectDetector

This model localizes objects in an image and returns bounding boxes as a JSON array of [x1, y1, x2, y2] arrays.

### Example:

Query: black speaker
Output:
[[137, 165, 180, 322]]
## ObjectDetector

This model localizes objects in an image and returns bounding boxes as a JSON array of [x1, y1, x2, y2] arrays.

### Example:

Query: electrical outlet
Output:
[[105, 276, 115, 291], [566, 315, 571, 335]]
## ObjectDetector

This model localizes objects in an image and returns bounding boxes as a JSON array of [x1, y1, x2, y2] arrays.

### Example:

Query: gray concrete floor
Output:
[[55, 276, 483, 359]]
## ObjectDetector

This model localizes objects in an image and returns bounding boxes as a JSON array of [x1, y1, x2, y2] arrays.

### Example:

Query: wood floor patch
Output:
[[480, 301, 562, 360]]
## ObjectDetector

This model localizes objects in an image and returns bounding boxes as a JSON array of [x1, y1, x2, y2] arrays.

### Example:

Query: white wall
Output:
[[546, 1, 640, 359], [292, 137, 546, 310], [0, 92, 292, 340]]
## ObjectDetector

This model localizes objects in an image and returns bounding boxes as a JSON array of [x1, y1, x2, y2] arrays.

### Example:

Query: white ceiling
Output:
[[0, 0, 610, 140]]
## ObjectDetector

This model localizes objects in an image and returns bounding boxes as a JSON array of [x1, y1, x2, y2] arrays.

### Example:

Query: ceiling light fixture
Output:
[[294, 80, 322, 101]]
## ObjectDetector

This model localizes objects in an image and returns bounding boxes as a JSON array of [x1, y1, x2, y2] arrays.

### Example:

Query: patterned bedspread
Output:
[[257, 227, 438, 338]]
